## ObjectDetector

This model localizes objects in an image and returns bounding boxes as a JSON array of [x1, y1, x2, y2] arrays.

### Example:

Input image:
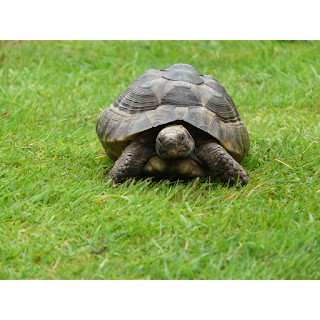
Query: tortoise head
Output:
[[156, 125, 195, 159]]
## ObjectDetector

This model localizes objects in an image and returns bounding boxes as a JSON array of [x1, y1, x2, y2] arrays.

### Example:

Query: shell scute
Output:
[[161, 81, 202, 107], [162, 71, 204, 85], [183, 106, 215, 132], [145, 105, 177, 127]]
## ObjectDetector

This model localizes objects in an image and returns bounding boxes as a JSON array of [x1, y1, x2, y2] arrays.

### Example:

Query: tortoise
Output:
[[96, 63, 250, 185]]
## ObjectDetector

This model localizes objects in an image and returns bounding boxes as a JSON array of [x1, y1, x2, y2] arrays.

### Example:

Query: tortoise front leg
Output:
[[104, 139, 155, 184], [195, 142, 249, 186]]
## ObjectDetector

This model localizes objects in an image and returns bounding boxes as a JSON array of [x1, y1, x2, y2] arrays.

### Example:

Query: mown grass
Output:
[[0, 40, 320, 279]]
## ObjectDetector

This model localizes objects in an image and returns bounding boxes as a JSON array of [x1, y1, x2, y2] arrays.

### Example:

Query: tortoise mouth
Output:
[[157, 147, 193, 159]]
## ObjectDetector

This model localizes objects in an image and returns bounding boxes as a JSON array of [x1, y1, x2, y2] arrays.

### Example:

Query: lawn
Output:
[[0, 40, 320, 279]]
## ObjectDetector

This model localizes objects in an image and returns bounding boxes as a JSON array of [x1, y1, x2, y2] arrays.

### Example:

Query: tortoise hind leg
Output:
[[104, 139, 155, 184], [195, 142, 249, 186]]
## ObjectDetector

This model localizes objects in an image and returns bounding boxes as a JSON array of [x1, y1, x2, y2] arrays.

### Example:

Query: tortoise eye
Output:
[[158, 137, 163, 145], [180, 135, 186, 143]]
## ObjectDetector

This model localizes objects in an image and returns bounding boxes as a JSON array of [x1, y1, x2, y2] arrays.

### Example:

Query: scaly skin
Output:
[[104, 139, 155, 184], [196, 142, 249, 186]]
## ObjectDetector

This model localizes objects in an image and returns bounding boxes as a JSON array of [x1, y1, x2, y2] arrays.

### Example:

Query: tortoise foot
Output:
[[196, 142, 249, 186], [104, 139, 154, 184]]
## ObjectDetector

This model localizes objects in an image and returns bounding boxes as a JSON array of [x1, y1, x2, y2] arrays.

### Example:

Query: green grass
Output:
[[0, 40, 320, 279]]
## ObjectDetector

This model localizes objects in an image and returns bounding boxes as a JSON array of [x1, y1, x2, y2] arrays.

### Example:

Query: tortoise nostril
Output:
[[166, 139, 176, 148]]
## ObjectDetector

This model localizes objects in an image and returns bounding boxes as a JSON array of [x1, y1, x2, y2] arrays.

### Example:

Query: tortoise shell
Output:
[[96, 63, 250, 162]]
